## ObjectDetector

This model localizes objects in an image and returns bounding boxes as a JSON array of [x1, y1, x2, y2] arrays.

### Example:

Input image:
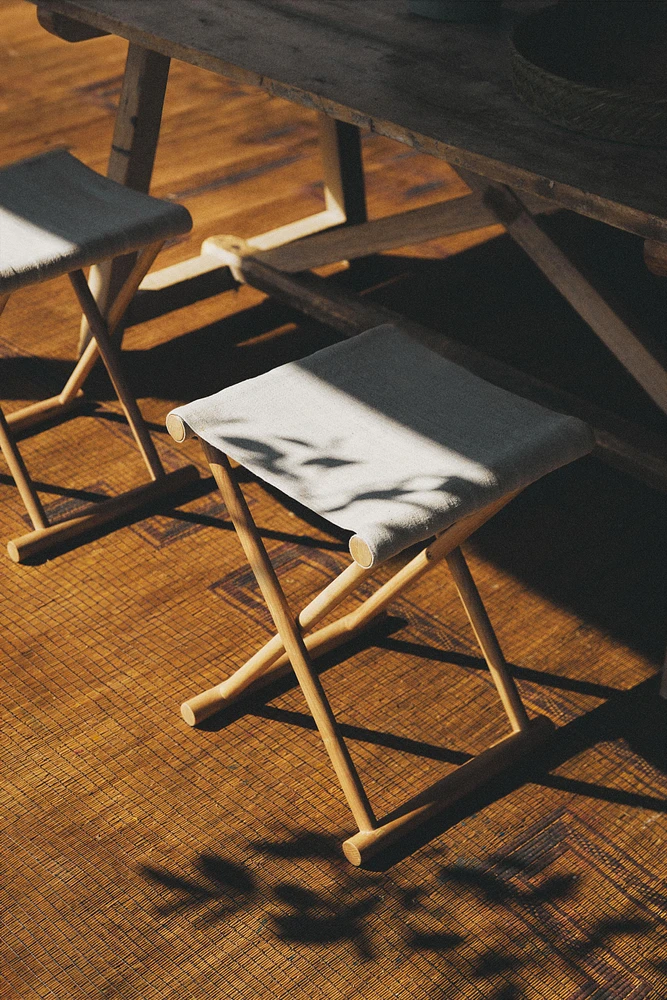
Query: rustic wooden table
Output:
[[30, 0, 667, 692]]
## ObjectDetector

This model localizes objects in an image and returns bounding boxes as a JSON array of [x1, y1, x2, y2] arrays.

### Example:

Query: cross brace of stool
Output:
[[183, 441, 552, 865], [0, 244, 198, 562]]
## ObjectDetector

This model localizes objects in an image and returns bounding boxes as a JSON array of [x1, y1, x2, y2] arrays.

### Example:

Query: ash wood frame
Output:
[[198, 237, 667, 704], [0, 246, 198, 562], [185, 441, 551, 866]]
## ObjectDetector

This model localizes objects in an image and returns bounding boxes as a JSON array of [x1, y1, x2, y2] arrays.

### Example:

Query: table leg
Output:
[[78, 43, 170, 353], [318, 115, 367, 226], [242, 114, 368, 253], [133, 114, 370, 320], [461, 169, 667, 700], [458, 168, 667, 418]]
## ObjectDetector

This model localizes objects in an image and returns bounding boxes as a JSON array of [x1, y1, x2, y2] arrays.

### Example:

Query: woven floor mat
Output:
[[2, 3, 666, 989], [1, 315, 666, 998]]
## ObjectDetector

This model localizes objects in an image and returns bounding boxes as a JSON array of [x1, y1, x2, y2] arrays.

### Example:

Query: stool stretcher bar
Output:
[[342, 716, 553, 866], [6, 391, 87, 436], [7, 464, 197, 564]]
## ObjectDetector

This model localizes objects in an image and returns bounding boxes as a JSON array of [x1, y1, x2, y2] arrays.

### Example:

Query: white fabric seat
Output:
[[167, 324, 594, 566], [0, 150, 191, 294]]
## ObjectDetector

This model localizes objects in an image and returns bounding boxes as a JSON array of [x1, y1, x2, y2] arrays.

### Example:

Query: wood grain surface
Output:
[[31, 0, 667, 241]]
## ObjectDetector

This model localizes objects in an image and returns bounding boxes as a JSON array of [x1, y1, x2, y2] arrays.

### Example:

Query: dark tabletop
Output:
[[31, 0, 667, 240]]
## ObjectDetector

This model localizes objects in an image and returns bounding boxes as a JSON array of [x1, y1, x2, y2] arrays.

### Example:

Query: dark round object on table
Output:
[[510, 0, 667, 146]]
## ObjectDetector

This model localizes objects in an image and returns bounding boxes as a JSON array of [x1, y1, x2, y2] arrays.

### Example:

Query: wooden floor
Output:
[[2, 4, 666, 998]]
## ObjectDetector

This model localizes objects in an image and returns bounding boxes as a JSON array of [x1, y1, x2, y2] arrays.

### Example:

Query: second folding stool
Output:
[[0, 150, 198, 562]]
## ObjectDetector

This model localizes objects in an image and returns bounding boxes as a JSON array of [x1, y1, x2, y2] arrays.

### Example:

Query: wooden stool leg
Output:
[[0, 408, 47, 530], [202, 440, 376, 835], [445, 546, 530, 733], [69, 268, 164, 481], [181, 558, 373, 724], [0, 293, 49, 526], [7, 243, 165, 437], [60, 243, 165, 408], [2, 249, 198, 563], [250, 498, 526, 710]]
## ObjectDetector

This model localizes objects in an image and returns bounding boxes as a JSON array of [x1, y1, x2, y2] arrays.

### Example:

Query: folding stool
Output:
[[0, 149, 199, 562], [167, 323, 594, 864]]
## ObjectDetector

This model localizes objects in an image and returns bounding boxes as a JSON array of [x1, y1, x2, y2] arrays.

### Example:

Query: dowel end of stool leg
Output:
[[349, 534, 374, 568], [181, 687, 226, 726], [5, 464, 199, 563], [166, 412, 193, 443], [342, 839, 364, 867]]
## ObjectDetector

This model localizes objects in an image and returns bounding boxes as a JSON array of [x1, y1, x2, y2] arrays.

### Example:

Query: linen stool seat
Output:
[[0, 150, 197, 562], [167, 324, 593, 568], [167, 324, 594, 865], [0, 150, 191, 294]]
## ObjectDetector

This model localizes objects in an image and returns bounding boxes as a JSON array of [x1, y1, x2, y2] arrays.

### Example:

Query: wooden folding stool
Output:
[[0, 150, 199, 562], [167, 323, 594, 865]]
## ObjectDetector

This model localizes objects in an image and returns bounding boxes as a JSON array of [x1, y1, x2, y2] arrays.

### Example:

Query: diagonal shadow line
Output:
[[247, 474, 359, 546], [167, 508, 349, 551], [376, 636, 622, 699], [91, 408, 168, 435], [136, 471, 350, 552], [539, 774, 667, 813], [146, 463, 353, 552], [362, 675, 666, 870], [537, 674, 667, 777], [0, 473, 110, 503], [250, 703, 472, 765], [250, 677, 666, 816], [0, 467, 348, 551], [9, 403, 100, 442]]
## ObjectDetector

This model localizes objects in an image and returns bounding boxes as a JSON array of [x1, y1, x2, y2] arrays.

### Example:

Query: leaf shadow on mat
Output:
[[138, 823, 665, 997]]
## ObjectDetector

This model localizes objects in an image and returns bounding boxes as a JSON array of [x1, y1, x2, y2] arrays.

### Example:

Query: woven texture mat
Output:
[[1, 286, 666, 999], [3, 5, 665, 991]]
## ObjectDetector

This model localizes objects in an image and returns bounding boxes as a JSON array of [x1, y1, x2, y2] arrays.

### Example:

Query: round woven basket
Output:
[[510, 1, 667, 147]]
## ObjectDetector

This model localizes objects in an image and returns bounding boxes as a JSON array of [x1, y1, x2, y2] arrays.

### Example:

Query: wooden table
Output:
[[30, 0, 667, 692]]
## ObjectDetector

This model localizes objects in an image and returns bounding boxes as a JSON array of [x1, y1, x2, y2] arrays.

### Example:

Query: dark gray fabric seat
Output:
[[0, 149, 192, 294]]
